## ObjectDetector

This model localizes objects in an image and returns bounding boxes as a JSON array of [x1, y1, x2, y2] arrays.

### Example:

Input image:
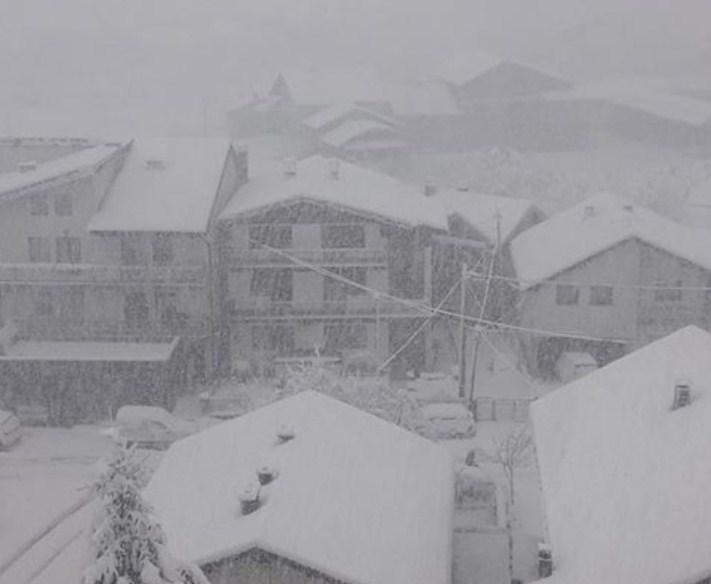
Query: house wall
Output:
[[202, 548, 348, 584], [518, 239, 711, 374]]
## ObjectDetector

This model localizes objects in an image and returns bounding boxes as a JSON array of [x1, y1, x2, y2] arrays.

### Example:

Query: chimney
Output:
[[328, 158, 340, 180], [283, 157, 297, 178], [424, 176, 437, 197], [257, 465, 277, 486], [238, 482, 261, 515], [145, 159, 166, 171], [277, 424, 295, 443], [623, 204, 634, 213], [672, 379, 691, 410], [583, 205, 596, 218], [18, 161, 37, 173]]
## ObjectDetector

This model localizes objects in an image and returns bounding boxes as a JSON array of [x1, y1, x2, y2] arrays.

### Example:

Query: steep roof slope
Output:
[[89, 138, 231, 233], [0, 144, 121, 199], [144, 391, 454, 584], [531, 326, 711, 584], [510, 193, 711, 290], [219, 155, 449, 230]]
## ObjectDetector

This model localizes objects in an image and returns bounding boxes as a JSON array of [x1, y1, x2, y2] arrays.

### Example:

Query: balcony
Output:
[[0, 263, 207, 285], [231, 248, 387, 268], [231, 296, 429, 320], [13, 316, 210, 341]]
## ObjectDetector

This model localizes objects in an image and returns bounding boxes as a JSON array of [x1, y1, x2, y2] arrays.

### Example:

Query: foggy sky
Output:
[[1, 0, 709, 137]]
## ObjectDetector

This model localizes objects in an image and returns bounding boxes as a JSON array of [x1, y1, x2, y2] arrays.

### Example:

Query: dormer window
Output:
[[672, 380, 692, 410]]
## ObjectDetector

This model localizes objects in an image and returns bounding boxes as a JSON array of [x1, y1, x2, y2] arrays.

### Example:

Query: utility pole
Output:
[[458, 263, 467, 398]]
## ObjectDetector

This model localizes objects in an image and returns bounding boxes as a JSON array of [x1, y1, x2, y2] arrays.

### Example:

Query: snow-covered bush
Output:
[[277, 362, 433, 438], [83, 448, 208, 584]]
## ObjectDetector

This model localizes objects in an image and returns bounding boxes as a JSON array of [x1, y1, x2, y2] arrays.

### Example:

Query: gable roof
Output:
[[302, 103, 398, 132], [88, 138, 232, 233], [438, 189, 542, 245], [531, 326, 711, 584], [219, 155, 449, 230], [144, 391, 454, 584], [510, 193, 711, 290], [437, 51, 504, 87], [320, 120, 404, 150], [0, 143, 122, 200]]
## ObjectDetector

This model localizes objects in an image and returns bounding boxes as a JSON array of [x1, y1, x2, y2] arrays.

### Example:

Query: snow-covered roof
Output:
[[687, 178, 711, 208], [438, 189, 541, 244], [551, 78, 711, 126], [269, 68, 391, 106], [531, 326, 711, 584], [510, 193, 711, 290], [145, 391, 454, 584], [0, 338, 179, 362], [302, 103, 398, 132], [0, 144, 121, 199], [219, 155, 449, 230], [437, 52, 503, 87], [88, 138, 232, 233], [320, 120, 402, 149], [388, 78, 461, 116]]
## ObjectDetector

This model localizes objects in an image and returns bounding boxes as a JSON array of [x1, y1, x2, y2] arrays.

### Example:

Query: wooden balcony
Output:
[[230, 247, 387, 268], [231, 296, 429, 320], [0, 262, 207, 285]]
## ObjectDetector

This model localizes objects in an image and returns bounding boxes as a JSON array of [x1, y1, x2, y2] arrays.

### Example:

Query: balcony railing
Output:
[[231, 248, 387, 268], [0, 263, 207, 285], [231, 297, 429, 320], [13, 316, 209, 341]]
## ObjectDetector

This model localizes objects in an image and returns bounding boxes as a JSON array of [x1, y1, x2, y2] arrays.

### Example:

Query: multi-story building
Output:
[[510, 193, 711, 376], [0, 137, 246, 421]]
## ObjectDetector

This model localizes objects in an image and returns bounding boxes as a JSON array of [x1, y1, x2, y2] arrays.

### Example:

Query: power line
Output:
[[467, 270, 711, 292], [247, 240, 630, 344]]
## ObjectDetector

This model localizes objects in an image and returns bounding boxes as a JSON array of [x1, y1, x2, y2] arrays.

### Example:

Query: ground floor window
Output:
[[323, 321, 368, 353], [251, 324, 295, 355]]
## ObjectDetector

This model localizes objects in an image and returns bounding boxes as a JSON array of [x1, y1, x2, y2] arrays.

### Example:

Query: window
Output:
[[251, 325, 295, 354], [124, 292, 149, 329], [54, 192, 73, 216], [250, 269, 293, 301], [249, 225, 292, 249], [29, 194, 49, 216], [324, 322, 368, 352], [152, 234, 173, 266], [120, 236, 142, 265], [324, 267, 367, 300], [56, 237, 81, 263], [321, 224, 365, 248], [28, 237, 51, 262], [555, 284, 579, 305], [589, 285, 613, 306], [59, 288, 84, 323], [654, 280, 683, 302], [155, 289, 181, 327], [33, 288, 53, 316]]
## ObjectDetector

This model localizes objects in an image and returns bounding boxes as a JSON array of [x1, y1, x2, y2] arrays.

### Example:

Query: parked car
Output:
[[0, 410, 21, 450], [114, 405, 194, 450], [555, 351, 598, 383], [421, 402, 476, 439]]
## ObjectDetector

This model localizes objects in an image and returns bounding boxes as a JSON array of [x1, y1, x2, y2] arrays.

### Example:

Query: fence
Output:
[[471, 397, 534, 422]]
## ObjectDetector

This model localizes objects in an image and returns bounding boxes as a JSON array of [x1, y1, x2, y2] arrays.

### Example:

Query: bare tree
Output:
[[483, 424, 534, 584]]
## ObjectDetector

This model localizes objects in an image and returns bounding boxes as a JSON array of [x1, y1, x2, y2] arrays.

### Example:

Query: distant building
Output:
[[145, 390, 455, 584], [510, 193, 711, 376], [531, 326, 711, 584]]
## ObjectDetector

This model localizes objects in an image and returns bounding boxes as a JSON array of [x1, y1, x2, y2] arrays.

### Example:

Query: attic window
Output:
[[145, 159, 166, 171], [672, 381, 692, 410]]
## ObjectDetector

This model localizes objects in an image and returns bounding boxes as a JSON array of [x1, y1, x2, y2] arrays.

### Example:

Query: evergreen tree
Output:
[[83, 448, 208, 584]]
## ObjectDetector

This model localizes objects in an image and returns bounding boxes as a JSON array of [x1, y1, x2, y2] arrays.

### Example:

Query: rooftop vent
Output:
[[238, 482, 261, 515], [583, 205, 597, 218], [145, 159, 166, 171], [424, 176, 437, 197], [456, 184, 470, 192], [672, 380, 692, 410], [538, 543, 553, 578], [17, 161, 37, 173], [283, 157, 297, 178], [623, 204, 634, 213], [257, 464, 277, 486], [277, 424, 295, 444]]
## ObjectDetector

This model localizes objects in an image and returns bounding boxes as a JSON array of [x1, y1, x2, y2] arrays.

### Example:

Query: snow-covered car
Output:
[[114, 405, 194, 450], [0, 410, 21, 450], [420, 402, 476, 439]]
